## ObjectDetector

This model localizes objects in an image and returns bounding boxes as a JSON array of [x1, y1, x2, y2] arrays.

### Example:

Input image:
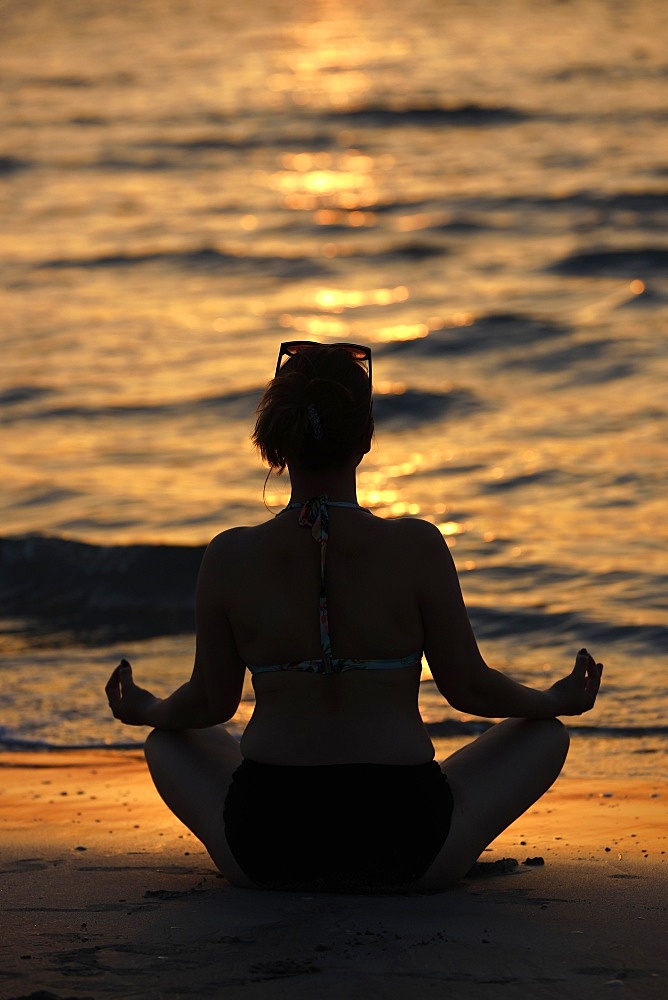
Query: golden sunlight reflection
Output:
[[264, 13, 407, 114], [356, 455, 425, 515], [278, 313, 350, 338], [267, 29, 373, 110], [264, 493, 287, 510], [361, 490, 399, 506], [363, 458, 422, 483], [389, 501, 422, 516], [438, 521, 466, 537], [310, 285, 408, 311], [266, 151, 384, 212]]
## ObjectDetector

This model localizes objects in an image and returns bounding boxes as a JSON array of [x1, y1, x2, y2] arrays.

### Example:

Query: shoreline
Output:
[[1, 751, 666, 998]]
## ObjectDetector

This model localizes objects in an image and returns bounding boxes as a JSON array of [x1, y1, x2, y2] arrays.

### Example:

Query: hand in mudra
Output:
[[105, 659, 160, 727], [549, 649, 603, 716]]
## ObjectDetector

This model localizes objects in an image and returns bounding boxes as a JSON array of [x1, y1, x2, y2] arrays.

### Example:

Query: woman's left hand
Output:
[[105, 659, 161, 727], [548, 648, 603, 716]]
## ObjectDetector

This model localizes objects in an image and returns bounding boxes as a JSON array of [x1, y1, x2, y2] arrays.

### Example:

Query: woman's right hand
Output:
[[105, 659, 161, 727], [548, 648, 603, 716]]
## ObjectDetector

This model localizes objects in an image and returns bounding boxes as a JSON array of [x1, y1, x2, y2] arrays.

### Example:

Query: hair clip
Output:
[[307, 403, 323, 440]]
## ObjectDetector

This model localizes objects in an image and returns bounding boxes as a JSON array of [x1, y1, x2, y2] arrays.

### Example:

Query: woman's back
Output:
[[218, 505, 435, 765]]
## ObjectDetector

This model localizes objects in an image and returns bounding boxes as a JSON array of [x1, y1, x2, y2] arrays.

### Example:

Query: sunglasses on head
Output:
[[274, 341, 372, 390]]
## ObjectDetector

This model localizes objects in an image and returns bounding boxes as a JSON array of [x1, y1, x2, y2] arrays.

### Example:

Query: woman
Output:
[[106, 341, 602, 892]]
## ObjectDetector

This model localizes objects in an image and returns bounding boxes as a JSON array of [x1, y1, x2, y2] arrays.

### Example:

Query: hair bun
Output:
[[253, 344, 373, 473]]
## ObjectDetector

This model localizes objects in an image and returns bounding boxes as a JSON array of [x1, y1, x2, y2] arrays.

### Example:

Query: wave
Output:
[[2, 536, 666, 656], [581, 191, 668, 215], [377, 312, 571, 359], [381, 191, 668, 229], [0, 387, 262, 426], [21, 128, 342, 170], [35, 246, 327, 277], [514, 191, 667, 216], [373, 387, 482, 425], [138, 132, 337, 153], [0, 385, 55, 408], [91, 154, 196, 172], [549, 63, 668, 84], [0, 155, 30, 175], [479, 469, 564, 494], [20, 72, 134, 89], [326, 102, 528, 127], [549, 247, 668, 275], [313, 239, 448, 260], [469, 605, 666, 656], [500, 337, 619, 376], [0, 536, 205, 643]]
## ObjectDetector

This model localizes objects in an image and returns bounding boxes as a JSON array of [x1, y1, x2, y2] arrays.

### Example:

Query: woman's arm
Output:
[[105, 531, 246, 729], [415, 520, 602, 718]]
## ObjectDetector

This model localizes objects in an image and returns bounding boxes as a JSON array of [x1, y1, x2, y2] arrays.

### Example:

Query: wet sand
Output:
[[0, 751, 666, 999]]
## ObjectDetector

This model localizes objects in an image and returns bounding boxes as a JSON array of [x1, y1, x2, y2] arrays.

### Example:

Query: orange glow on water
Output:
[[281, 152, 334, 170], [312, 208, 376, 227], [375, 323, 429, 342], [348, 210, 372, 227], [313, 209, 339, 225], [375, 381, 407, 394], [427, 312, 475, 330]]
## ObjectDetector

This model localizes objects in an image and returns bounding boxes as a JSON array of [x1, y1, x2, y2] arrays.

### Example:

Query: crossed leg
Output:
[[416, 717, 570, 890], [144, 726, 255, 888], [144, 717, 569, 893]]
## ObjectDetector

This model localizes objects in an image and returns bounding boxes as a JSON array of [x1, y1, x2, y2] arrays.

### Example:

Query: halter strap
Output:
[[281, 495, 370, 674]]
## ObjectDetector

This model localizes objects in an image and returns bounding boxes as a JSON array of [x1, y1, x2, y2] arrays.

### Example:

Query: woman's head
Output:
[[253, 342, 374, 474]]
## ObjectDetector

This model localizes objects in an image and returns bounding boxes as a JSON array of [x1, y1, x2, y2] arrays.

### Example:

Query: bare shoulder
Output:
[[214, 515, 285, 544], [384, 516, 459, 587], [197, 525, 255, 585], [205, 525, 250, 558], [373, 516, 450, 574], [379, 515, 445, 547]]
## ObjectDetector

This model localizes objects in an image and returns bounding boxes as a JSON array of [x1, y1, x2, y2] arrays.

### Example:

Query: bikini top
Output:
[[248, 495, 422, 676]]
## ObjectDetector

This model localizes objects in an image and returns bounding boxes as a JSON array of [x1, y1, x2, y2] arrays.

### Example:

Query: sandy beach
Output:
[[0, 751, 665, 999]]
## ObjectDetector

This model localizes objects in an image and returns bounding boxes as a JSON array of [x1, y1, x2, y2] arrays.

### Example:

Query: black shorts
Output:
[[223, 758, 454, 892]]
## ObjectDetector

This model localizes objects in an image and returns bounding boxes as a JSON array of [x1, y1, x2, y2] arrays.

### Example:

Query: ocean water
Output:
[[1, 0, 666, 778]]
